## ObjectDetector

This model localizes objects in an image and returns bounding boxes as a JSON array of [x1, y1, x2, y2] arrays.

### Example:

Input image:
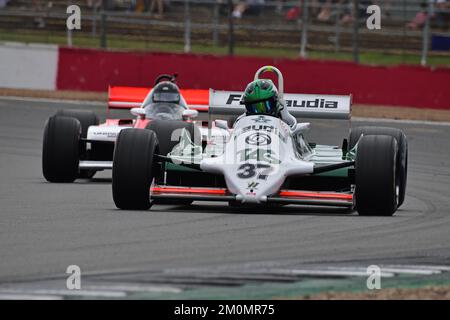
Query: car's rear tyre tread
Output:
[[42, 115, 81, 183], [355, 135, 398, 216], [112, 129, 159, 210]]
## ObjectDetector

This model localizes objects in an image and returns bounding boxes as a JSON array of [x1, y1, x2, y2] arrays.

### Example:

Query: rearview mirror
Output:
[[292, 122, 311, 135], [130, 108, 146, 118], [215, 119, 229, 130], [182, 109, 199, 119]]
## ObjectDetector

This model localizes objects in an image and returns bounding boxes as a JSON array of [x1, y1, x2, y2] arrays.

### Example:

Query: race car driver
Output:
[[240, 79, 297, 128]]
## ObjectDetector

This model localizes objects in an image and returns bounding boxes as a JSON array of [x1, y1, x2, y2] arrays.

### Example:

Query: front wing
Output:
[[151, 185, 354, 208]]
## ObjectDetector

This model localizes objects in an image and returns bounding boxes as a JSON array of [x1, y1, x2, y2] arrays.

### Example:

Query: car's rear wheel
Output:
[[42, 115, 81, 182], [55, 109, 100, 179], [350, 126, 407, 207], [112, 129, 159, 210], [355, 135, 398, 216]]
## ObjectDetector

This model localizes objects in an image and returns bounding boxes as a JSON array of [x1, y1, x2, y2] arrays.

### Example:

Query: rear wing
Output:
[[208, 89, 352, 122], [108, 86, 210, 112]]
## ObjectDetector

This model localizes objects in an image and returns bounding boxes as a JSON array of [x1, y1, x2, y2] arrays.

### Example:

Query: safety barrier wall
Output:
[[56, 47, 450, 109], [0, 43, 58, 90], [1, 43, 449, 109]]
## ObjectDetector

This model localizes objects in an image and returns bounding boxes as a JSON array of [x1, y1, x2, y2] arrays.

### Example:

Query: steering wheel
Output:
[[154, 74, 178, 85]]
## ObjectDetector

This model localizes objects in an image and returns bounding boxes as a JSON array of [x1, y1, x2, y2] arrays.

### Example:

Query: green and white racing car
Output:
[[112, 66, 408, 216]]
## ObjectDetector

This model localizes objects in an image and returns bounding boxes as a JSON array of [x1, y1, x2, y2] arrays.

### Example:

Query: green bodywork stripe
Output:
[[165, 162, 200, 172]]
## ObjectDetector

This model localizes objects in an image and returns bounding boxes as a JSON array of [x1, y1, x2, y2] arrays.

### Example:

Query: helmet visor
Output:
[[153, 92, 180, 103], [245, 97, 277, 115]]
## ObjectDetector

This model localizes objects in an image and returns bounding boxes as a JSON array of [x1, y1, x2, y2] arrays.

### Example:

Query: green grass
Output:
[[2, 29, 450, 67]]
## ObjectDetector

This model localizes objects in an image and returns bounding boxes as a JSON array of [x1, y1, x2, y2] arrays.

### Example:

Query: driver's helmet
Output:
[[242, 79, 279, 116], [152, 81, 181, 104]]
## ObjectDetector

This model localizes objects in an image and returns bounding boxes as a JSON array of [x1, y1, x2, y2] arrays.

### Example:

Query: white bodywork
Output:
[[200, 115, 315, 203], [87, 125, 130, 142]]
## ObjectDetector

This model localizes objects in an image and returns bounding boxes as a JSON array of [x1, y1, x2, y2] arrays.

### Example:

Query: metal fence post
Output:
[[66, 0, 72, 47], [300, 0, 309, 58], [100, 1, 107, 49], [92, 5, 97, 37], [67, 29, 73, 47], [212, 2, 219, 46], [184, 0, 191, 53], [352, 0, 360, 63], [335, 2, 342, 52], [227, 0, 235, 56], [421, 1, 432, 66]]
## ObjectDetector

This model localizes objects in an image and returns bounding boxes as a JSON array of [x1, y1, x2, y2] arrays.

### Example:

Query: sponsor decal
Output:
[[224, 94, 339, 109], [241, 125, 277, 134], [245, 133, 272, 146], [93, 131, 117, 138], [285, 99, 338, 109], [246, 181, 260, 190], [252, 115, 271, 123], [237, 149, 280, 164]]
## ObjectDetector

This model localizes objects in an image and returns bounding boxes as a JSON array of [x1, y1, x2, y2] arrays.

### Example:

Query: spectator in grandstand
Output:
[[339, 0, 373, 26], [232, 0, 265, 19], [148, 0, 164, 17], [0, 0, 9, 8], [435, 0, 450, 29], [406, 2, 429, 30], [32, 0, 45, 28], [407, 1, 450, 30], [87, 0, 102, 9]]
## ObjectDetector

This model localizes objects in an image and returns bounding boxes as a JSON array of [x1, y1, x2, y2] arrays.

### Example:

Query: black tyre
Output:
[[55, 109, 99, 138], [350, 126, 408, 207], [56, 109, 100, 179], [144, 120, 199, 206], [42, 116, 81, 182], [112, 129, 159, 210], [355, 135, 398, 216], [145, 120, 201, 156]]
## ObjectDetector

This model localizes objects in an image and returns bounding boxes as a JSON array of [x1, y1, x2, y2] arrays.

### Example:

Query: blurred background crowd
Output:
[[0, 0, 449, 65]]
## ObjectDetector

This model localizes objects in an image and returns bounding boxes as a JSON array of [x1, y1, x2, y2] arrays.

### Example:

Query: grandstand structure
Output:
[[0, 0, 449, 59]]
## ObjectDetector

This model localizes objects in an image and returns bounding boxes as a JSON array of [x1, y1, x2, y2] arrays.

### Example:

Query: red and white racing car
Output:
[[42, 74, 211, 182]]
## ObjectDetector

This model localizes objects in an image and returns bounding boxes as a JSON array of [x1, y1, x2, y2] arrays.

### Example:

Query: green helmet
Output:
[[242, 79, 279, 116]]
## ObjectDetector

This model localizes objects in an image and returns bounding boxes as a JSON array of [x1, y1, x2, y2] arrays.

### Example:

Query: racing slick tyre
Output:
[[42, 115, 81, 183], [55, 109, 100, 179], [355, 135, 398, 216], [55, 109, 99, 138], [112, 128, 159, 210], [145, 120, 201, 206], [350, 126, 408, 207]]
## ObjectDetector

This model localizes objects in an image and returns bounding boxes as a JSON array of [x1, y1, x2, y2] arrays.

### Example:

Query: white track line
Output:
[[268, 269, 395, 278], [0, 96, 104, 106], [321, 266, 444, 276], [0, 293, 62, 300], [0, 289, 126, 298], [353, 116, 450, 126], [378, 268, 441, 275], [385, 265, 450, 271], [84, 284, 182, 294]]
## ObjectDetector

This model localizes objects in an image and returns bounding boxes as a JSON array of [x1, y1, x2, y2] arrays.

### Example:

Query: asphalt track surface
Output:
[[1, 97, 450, 292]]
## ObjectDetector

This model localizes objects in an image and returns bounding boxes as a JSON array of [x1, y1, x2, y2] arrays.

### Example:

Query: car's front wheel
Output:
[[112, 129, 160, 210], [42, 115, 81, 182]]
